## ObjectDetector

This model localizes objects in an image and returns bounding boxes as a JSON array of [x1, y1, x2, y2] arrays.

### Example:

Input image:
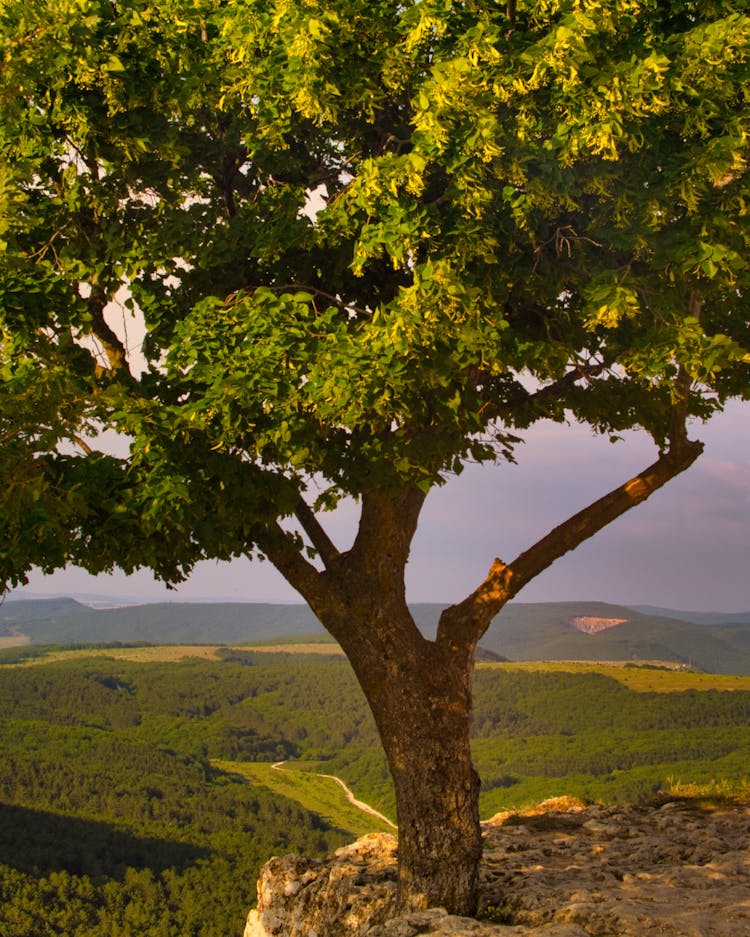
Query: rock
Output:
[[368, 909, 588, 935], [245, 803, 750, 937], [245, 833, 398, 937]]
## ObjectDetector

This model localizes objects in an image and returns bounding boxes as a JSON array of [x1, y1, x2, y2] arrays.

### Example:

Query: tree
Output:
[[2, 0, 749, 916]]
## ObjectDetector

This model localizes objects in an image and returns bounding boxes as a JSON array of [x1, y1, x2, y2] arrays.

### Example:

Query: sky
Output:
[[14, 399, 750, 613]]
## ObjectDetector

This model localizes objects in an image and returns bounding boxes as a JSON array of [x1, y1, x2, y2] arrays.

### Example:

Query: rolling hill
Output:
[[0, 598, 325, 645], [632, 605, 750, 626], [2, 596, 750, 674], [479, 601, 750, 674]]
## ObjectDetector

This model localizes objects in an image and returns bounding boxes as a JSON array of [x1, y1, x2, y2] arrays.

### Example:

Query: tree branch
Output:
[[437, 434, 704, 652], [260, 489, 427, 650], [87, 290, 130, 377], [294, 497, 341, 568], [349, 487, 426, 579], [472, 359, 607, 426], [256, 523, 332, 613], [528, 361, 607, 407], [72, 435, 93, 455]]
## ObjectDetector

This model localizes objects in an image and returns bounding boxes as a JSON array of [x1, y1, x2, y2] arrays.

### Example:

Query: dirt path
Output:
[[271, 761, 397, 830]]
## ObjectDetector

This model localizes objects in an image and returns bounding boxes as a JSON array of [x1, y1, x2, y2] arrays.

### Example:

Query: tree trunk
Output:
[[336, 612, 482, 916], [381, 670, 482, 915], [287, 488, 485, 916]]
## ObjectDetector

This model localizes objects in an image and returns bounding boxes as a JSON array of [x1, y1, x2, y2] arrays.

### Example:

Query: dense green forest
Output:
[[1, 647, 749, 935]]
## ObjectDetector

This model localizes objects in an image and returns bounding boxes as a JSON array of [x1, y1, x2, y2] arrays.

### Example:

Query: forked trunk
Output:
[[274, 443, 706, 918]]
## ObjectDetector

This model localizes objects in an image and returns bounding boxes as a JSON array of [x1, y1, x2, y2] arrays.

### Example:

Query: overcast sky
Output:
[[14, 399, 750, 613]]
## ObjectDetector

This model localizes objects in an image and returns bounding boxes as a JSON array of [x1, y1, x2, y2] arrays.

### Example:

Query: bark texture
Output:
[[339, 619, 482, 913], [376, 655, 482, 915]]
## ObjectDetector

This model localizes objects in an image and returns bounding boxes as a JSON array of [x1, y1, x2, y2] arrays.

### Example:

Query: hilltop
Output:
[[247, 799, 750, 936], [2, 596, 749, 674], [0, 597, 326, 646], [478, 601, 750, 675]]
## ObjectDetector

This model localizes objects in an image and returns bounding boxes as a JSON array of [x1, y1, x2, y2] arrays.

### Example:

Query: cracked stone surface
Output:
[[244, 799, 750, 937]]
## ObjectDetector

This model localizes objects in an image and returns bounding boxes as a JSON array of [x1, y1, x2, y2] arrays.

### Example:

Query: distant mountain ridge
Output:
[[480, 601, 750, 675], [2, 596, 750, 674], [631, 605, 750, 626], [0, 598, 325, 646]]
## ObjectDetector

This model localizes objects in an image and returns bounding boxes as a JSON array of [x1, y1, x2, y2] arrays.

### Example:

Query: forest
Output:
[[0, 646, 749, 935]]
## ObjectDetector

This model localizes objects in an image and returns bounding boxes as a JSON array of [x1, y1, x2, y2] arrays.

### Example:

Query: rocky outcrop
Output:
[[245, 798, 750, 937], [244, 834, 399, 937]]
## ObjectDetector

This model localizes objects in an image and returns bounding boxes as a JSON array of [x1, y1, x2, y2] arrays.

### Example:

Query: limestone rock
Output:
[[245, 833, 398, 937], [245, 802, 750, 937], [367, 908, 588, 936]]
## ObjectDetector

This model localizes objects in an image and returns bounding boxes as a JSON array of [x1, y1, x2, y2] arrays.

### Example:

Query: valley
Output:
[[1, 635, 748, 936]]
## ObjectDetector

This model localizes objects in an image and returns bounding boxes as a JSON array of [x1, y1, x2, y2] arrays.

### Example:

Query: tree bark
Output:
[[372, 646, 482, 915], [304, 490, 484, 915], [333, 614, 482, 914]]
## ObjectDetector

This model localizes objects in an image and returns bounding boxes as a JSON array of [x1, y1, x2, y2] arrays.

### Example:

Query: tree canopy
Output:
[[2, 0, 749, 915], [2, 0, 748, 590]]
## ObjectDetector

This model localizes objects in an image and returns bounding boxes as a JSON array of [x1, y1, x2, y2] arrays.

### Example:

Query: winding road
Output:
[[271, 761, 397, 830]]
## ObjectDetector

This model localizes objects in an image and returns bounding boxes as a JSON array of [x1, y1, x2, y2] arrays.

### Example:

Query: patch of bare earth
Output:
[[569, 616, 628, 634]]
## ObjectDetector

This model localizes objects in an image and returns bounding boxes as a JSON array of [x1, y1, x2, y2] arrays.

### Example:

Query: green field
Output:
[[478, 660, 750, 693], [215, 760, 395, 836]]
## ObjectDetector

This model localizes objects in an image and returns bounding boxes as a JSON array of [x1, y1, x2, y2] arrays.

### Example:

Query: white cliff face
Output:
[[246, 799, 750, 937]]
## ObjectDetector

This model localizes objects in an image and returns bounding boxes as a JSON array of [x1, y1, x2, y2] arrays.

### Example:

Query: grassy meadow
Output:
[[478, 660, 750, 693]]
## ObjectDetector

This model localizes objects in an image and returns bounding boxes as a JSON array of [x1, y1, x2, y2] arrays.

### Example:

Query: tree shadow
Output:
[[0, 801, 208, 879]]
